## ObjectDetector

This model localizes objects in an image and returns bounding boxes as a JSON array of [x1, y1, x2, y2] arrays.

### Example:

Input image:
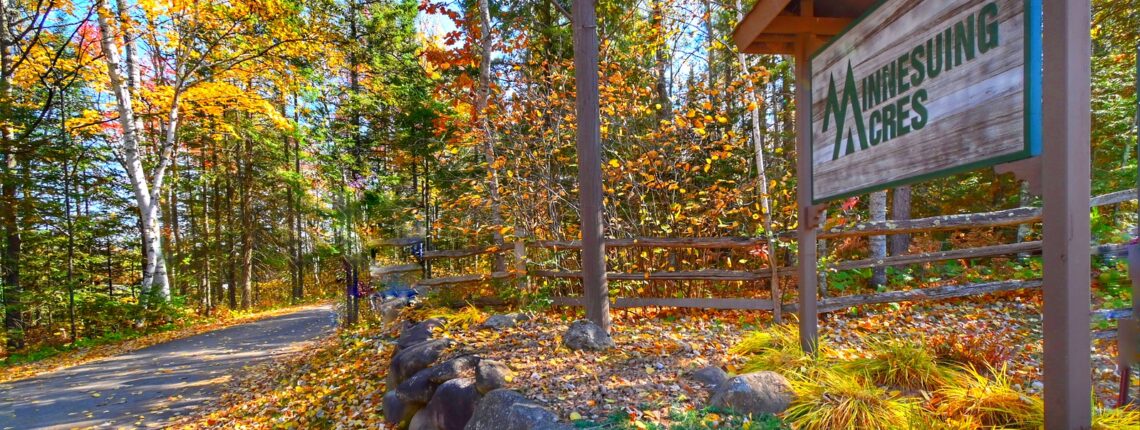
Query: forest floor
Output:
[[0, 302, 331, 385], [171, 290, 1138, 429], [0, 305, 335, 429]]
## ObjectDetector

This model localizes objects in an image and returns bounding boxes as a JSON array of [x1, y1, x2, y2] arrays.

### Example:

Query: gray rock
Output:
[[475, 359, 513, 394], [382, 298, 410, 324], [708, 371, 793, 416], [397, 355, 480, 404], [422, 378, 480, 430], [399, 318, 445, 350], [689, 366, 728, 388], [409, 409, 434, 430], [390, 338, 453, 387], [482, 313, 526, 330], [465, 389, 569, 430], [384, 389, 420, 428], [562, 320, 614, 351]]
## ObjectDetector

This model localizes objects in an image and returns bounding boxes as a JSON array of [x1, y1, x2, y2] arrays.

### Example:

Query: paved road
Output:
[[0, 306, 336, 429]]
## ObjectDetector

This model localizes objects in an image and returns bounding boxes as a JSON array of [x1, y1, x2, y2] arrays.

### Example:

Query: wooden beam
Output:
[[762, 16, 851, 36], [572, 0, 610, 333], [732, 0, 793, 51], [1041, 0, 1092, 424], [551, 296, 775, 311], [414, 271, 514, 288], [370, 263, 421, 276], [782, 279, 1044, 314]]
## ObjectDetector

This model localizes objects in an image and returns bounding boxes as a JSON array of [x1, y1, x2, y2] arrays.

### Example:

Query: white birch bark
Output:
[[870, 190, 888, 287], [735, 0, 780, 321], [96, 0, 170, 301]]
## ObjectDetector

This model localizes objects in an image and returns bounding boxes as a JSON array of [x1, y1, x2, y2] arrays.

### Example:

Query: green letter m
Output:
[[823, 61, 867, 160]]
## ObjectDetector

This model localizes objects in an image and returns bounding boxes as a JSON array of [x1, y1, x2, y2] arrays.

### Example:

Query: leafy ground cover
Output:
[[0, 302, 331, 385], [173, 290, 1139, 429], [172, 320, 394, 429]]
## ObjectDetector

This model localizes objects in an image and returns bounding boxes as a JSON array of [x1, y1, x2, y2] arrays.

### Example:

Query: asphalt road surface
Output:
[[0, 305, 337, 429]]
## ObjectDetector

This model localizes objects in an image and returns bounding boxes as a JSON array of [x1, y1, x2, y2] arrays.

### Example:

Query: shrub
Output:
[[849, 338, 953, 391], [933, 364, 1043, 428], [928, 332, 1015, 370], [784, 370, 916, 430]]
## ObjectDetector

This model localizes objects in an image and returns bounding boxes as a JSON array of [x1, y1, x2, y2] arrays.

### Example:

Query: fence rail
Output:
[[372, 188, 1137, 320]]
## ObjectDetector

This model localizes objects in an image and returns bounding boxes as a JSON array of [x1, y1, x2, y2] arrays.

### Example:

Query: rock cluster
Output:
[[379, 307, 571, 430], [703, 370, 794, 416], [561, 319, 614, 351]]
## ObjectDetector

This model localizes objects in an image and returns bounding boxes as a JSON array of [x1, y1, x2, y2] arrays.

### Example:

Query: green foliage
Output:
[[580, 406, 785, 430]]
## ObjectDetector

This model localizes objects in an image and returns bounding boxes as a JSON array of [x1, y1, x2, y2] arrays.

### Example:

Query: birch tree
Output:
[[93, 0, 308, 303]]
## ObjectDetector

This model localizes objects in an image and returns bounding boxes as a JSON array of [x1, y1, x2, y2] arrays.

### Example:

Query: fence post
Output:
[[514, 241, 528, 293]]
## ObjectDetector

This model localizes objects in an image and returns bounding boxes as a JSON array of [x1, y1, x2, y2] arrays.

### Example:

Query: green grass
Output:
[[574, 407, 786, 430]]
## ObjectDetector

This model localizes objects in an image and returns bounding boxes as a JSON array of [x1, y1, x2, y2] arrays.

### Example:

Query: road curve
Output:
[[0, 305, 337, 429]]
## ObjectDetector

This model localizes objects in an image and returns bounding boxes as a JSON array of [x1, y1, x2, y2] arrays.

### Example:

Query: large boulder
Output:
[[390, 338, 453, 387], [465, 389, 571, 430], [708, 371, 793, 416], [689, 366, 728, 389], [384, 389, 419, 428], [381, 297, 410, 324], [419, 378, 480, 430], [399, 318, 445, 350], [397, 355, 480, 404], [475, 359, 513, 394], [482, 313, 527, 330], [561, 320, 614, 351]]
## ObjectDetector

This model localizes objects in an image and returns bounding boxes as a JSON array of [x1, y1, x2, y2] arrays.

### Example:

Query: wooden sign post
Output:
[[737, 0, 1092, 426], [1040, 0, 1091, 425], [573, 0, 612, 333]]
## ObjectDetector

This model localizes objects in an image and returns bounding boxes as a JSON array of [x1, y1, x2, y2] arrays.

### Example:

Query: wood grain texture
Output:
[[811, 0, 1032, 202]]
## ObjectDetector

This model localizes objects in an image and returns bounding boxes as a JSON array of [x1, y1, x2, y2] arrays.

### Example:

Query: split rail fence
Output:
[[371, 189, 1138, 335]]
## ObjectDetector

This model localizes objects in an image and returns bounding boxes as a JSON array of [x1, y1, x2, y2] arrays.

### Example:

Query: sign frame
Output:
[[807, 0, 1043, 204]]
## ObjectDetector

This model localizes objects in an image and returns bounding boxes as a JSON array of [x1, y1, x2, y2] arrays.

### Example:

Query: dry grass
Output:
[[848, 338, 954, 391], [783, 369, 918, 430], [933, 364, 1044, 428]]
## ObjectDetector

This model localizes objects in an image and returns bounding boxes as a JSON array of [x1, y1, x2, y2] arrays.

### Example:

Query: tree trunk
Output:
[[238, 135, 253, 309], [96, 0, 170, 303], [477, 0, 506, 271], [889, 185, 912, 255], [735, 0, 781, 322], [651, 0, 671, 120], [870, 191, 888, 287], [0, 0, 24, 351]]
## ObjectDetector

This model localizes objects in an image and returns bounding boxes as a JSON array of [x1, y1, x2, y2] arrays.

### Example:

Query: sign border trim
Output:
[[806, 0, 1043, 204]]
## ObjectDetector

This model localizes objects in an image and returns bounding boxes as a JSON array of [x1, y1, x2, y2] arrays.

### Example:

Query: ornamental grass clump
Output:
[[933, 364, 1043, 428], [1092, 405, 1140, 429], [731, 323, 832, 378], [849, 338, 954, 391], [783, 369, 917, 430]]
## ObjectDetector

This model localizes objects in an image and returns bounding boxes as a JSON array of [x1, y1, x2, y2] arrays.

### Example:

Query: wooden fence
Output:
[[370, 189, 1137, 331]]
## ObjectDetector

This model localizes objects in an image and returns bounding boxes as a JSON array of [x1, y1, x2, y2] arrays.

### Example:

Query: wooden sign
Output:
[[810, 0, 1041, 203]]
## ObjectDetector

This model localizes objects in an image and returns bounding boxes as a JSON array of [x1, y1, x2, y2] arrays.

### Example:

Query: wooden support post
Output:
[[1042, 0, 1092, 426], [794, 33, 818, 354], [572, 0, 611, 332]]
